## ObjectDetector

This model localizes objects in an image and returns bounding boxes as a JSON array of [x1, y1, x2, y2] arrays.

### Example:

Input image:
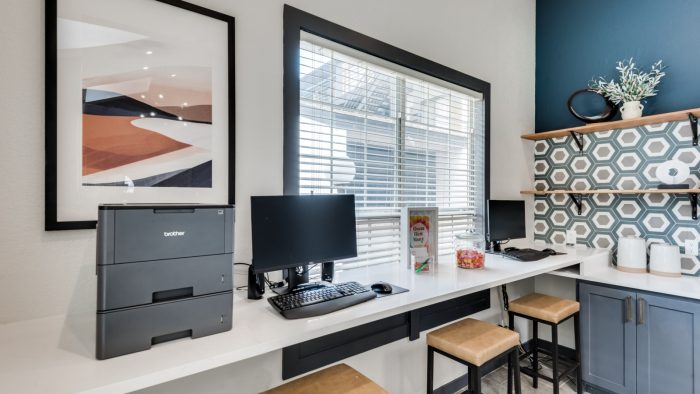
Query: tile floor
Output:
[[459, 357, 583, 394], [478, 364, 578, 394]]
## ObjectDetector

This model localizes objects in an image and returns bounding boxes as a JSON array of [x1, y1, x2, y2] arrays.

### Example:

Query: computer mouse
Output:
[[542, 248, 557, 255], [503, 247, 518, 253], [370, 282, 393, 294]]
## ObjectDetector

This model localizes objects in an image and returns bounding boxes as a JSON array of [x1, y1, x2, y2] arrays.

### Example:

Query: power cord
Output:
[[233, 262, 318, 290], [300, 263, 320, 274], [233, 263, 251, 290], [265, 273, 285, 289], [233, 262, 283, 290], [500, 284, 510, 328]]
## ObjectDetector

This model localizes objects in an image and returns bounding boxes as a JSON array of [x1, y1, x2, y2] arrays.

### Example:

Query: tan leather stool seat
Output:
[[426, 318, 520, 366], [509, 293, 580, 324], [262, 363, 388, 394]]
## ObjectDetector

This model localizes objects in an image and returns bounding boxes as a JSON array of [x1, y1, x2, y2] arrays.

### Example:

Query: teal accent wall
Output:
[[536, 0, 700, 132]]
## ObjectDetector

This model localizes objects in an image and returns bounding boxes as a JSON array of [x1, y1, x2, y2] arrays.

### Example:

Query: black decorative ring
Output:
[[567, 88, 618, 123]]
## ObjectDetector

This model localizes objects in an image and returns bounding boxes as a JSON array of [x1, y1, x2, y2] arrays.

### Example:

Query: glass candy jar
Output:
[[454, 230, 485, 269]]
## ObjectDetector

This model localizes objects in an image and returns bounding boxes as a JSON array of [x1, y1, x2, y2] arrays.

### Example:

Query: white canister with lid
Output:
[[649, 243, 682, 277], [616, 236, 647, 273]]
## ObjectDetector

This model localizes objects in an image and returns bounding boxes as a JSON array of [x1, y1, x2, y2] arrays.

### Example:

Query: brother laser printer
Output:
[[96, 204, 234, 359]]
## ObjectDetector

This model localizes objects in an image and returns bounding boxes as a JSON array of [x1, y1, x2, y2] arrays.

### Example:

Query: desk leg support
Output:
[[410, 310, 420, 341]]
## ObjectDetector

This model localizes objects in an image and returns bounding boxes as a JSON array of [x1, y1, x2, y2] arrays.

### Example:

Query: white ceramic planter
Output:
[[620, 101, 644, 119]]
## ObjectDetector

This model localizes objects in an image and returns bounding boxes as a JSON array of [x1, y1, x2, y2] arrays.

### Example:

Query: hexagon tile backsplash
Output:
[[533, 120, 700, 276]]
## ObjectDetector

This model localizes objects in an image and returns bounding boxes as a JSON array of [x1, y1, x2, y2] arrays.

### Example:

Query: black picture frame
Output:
[[282, 5, 490, 210], [45, 0, 235, 230]]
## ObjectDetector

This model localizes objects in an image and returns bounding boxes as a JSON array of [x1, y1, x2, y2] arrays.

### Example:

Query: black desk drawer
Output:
[[282, 289, 490, 379]]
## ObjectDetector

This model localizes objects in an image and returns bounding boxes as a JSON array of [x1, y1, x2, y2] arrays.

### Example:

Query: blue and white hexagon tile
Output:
[[533, 120, 700, 276]]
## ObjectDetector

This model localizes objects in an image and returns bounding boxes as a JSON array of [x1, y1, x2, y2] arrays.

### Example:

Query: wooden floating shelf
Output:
[[521, 108, 700, 141], [521, 189, 699, 218], [521, 189, 700, 195]]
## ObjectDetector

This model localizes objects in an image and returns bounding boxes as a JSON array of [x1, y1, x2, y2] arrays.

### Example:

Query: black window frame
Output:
[[283, 4, 490, 212]]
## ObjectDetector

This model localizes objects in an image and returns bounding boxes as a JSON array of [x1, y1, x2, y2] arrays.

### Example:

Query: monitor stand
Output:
[[489, 241, 503, 253], [272, 265, 326, 295]]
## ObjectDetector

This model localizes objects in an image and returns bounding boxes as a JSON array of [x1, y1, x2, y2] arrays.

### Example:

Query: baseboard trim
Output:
[[433, 338, 577, 393], [583, 381, 615, 394]]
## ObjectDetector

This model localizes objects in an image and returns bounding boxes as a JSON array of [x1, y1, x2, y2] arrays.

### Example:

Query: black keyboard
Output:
[[268, 281, 376, 319], [502, 248, 551, 262]]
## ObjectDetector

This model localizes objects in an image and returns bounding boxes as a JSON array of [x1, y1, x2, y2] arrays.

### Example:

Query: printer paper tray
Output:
[[98, 254, 232, 311], [96, 291, 232, 360]]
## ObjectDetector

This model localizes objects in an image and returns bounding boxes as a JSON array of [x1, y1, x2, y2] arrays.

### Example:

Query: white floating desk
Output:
[[0, 247, 608, 393]]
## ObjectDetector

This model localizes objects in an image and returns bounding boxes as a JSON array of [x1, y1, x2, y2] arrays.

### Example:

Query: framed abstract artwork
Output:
[[45, 0, 235, 230]]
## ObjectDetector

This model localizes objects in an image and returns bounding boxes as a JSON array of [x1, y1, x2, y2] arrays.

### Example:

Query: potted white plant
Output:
[[589, 58, 666, 120]]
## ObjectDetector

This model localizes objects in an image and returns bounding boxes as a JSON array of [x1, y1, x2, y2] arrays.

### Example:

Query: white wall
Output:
[[534, 275, 578, 348], [0, 0, 536, 391], [0, 0, 536, 324]]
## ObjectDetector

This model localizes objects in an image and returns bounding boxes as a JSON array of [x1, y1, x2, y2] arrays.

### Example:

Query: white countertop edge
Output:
[[546, 267, 700, 301]]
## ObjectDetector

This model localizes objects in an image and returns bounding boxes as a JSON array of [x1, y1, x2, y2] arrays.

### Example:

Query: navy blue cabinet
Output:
[[579, 283, 636, 394], [636, 293, 700, 394], [579, 282, 700, 394]]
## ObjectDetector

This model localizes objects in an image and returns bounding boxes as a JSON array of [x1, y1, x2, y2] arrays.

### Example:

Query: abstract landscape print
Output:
[[81, 67, 213, 188], [75, 15, 214, 188]]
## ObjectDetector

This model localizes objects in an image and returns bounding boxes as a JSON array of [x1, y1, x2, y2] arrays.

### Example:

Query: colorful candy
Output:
[[456, 248, 485, 269]]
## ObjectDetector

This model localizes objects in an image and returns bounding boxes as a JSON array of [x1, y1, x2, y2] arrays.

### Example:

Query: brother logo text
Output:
[[163, 231, 186, 237]]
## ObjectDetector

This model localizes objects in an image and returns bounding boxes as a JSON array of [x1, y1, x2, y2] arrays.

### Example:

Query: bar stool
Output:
[[508, 293, 582, 394], [262, 363, 388, 394], [427, 318, 522, 394]]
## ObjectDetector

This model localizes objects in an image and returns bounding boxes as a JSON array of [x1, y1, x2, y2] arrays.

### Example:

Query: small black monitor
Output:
[[251, 194, 357, 274], [487, 200, 526, 251]]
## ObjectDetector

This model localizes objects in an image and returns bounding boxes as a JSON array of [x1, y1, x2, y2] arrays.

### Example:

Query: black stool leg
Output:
[[508, 311, 514, 331], [574, 312, 583, 394], [507, 348, 513, 393], [468, 367, 475, 394], [532, 321, 538, 388], [512, 348, 522, 394], [472, 365, 481, 394], [507, 311, 515, 393], [467, 366, 472, 393], [427, 346, 433, 394], [552, 323, 559, 394]]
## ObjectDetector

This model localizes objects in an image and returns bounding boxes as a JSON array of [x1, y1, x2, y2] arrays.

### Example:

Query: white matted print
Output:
[[48, 0, 234, 229]]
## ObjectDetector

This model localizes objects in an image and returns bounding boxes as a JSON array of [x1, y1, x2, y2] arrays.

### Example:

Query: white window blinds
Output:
[[298, 33, 486, 270]]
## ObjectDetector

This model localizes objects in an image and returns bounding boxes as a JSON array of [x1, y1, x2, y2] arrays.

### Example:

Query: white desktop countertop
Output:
[[0, 248, 606, 394], [548, 264, 700, 301]]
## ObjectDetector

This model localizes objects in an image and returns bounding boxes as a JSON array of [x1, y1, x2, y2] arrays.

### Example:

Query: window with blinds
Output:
[[298, 33, 486, 271]]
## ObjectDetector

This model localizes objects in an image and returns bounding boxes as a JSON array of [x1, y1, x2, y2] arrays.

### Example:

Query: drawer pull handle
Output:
[[153, 287, 194, 303], [153, 208, 195, 214], [637, 298, 645, 325], [625, 296, 632, 322]]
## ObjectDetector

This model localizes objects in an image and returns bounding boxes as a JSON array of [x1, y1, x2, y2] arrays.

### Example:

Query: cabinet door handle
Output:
[[625, 296, 632, 322], [637, 297, 645, 325]]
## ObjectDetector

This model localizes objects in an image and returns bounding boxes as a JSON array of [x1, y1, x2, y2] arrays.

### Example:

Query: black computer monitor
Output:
[[251, 194, 357, 290], [487, 200, 526, 252]]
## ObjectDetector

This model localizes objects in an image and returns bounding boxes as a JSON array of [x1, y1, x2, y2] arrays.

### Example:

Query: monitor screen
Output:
[[487, 200, 526, 242], [251, 194, 357, 273]]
